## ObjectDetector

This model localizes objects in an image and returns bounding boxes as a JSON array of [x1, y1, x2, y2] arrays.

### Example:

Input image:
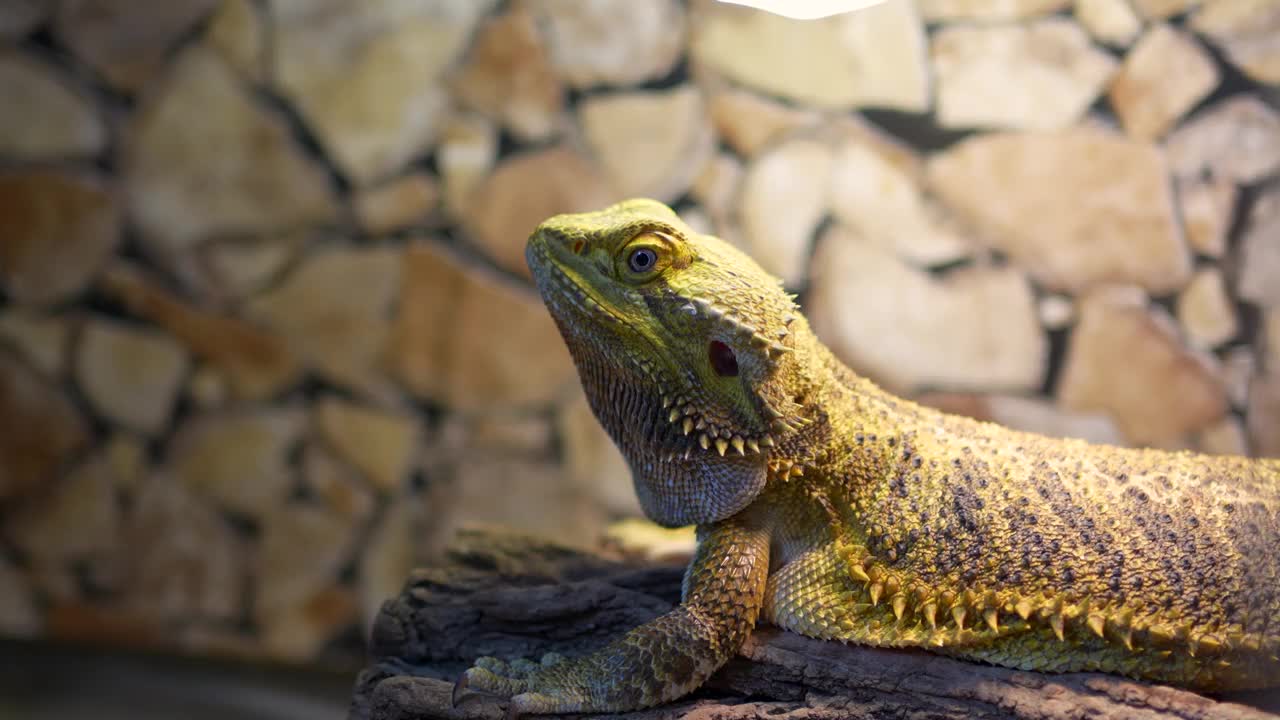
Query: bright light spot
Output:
[[716, 0, 890, 20]]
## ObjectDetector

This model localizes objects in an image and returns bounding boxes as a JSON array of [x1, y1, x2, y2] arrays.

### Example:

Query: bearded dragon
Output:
[[454, 198, 1280, 715]]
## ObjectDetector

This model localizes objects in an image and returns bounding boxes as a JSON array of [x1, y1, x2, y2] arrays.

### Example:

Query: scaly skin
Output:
[[456, 199, 1280, 715]]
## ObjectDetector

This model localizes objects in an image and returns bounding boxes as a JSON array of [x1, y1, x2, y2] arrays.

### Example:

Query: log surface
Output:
[[349, 529, 1280, 720]]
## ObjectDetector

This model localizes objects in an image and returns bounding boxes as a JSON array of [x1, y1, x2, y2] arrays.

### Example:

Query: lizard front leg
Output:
[[455, 514, 771, 715]]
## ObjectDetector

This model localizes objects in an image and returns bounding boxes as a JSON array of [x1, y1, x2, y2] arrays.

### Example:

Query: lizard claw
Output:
[[451, 673, 469, 709]]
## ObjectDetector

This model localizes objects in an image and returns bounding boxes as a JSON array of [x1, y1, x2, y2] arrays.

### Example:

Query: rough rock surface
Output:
[[126, 47, 336, 251], [452, 7, 564, 142], [1238, 185, 1280, 309], [1190, 0, 1280, 85], [54, 0, 218, 92], [271, 0, 492, 184], [526, 0, 685, 89], [316, 396, 420, 493], [928, 128, 1189, 294], [809, 227, 1045, 393], [1176, 267, 1238, 348], [1075, 0, 1143, 46], [737, 137, 832, 287], [0, 51, 105, 159], [168, 408, 306, 518], [464, 147, 617, 279], [932, 20, 1117, 130], [1164, 96, 1280, 183], [76, 318, 189, 435], [0, 169, 120, 306], [579, 86, 713, 204], [1109, 24, 1219, 140], [246, 245, 402, 397], [0, 350, 89, 502], [393, 242, 576, 411], [691, 0, 929, 112], [1058, 286, 1227, 446]]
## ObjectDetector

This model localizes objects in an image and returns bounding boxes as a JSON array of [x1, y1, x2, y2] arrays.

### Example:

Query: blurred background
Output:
[[0, 0, 1277, 717]]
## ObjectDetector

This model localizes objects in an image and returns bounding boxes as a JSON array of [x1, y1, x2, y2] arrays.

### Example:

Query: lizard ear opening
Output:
[[709, 340, 739, 377]]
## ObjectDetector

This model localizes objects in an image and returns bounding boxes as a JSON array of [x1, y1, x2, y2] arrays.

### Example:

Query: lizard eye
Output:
[[628, 247, 657, 273], [618, 233, 673, 281]]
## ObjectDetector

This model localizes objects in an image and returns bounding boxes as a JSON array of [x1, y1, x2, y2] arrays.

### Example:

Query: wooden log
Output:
[[349, 529, 1280, 720]]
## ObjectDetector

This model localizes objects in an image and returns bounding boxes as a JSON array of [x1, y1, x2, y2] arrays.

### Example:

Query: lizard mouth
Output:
[[526, 239, 631, 333]]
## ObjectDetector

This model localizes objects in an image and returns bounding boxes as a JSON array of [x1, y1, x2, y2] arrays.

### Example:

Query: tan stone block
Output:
[[1110, 24, 1219, 140], [928, 127, 1190, 294], [121, 477, 247, 621], [919, 0, 1071, 20], [452, 7, 564, 142], [0, 349, 89, 502], [465, 146, 616, 279], [1175, 175, 1237, 258], [393, 242, 576, 411], [526, 0, 685, 89], [580, 85, 713, 204], [707, 89, 822, 158], [0, 51, 105, 158], [558, 389, 641, 517], [272, 0, 489, 184], [1075, 0, 1143, 47], [55, 0, 218, 91], [1238, 185, 1280, 309], [1165, 96, 1280, 183], [1058, 286, 1227, 446], [246, 245, 402, 397], [102, 263, 301, 401], [354, 173, 440, 235], [206, 0, 267, 81], [829, 131, 971, 267], [809, 226, 1046, 393], [316, 396, 419, 493], [1176, 267, 1238, 348], [1190, 0, 1280, 85], [0, 309, 69, 377], [169, 408, 306, 517], [932, 20, 1117, 131], [76, 318, 188, 435], [738, 137, 833, 287], [126, 47, 336, 251], [0, 169, 119, 306], [255, 501, 360, 623], [691, 0, 929, 112]]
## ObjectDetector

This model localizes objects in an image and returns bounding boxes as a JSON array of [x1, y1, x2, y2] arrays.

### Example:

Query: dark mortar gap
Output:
[[1039, 325, 1072, 398], [495, 126, 528, 159], [791, 214, 834, 304], [924, 255, 977, 278], [1186, 39, 1268, 119], [289, 376, 345, 405], [406, 466, 430, 494], [1235, 301, 1263, 350], [635, 56, 692, 93], [859, 109, 975, 153], [1149, 292, 1179, 319], [249, 85, 353, 198], [222, 509, 262, 540], [669, 192, 699, 216]]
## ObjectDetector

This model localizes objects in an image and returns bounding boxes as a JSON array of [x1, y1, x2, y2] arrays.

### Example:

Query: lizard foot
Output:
[[454, 654, 584, 718]]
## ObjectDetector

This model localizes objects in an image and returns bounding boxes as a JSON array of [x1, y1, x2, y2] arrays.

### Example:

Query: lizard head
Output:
[[526, 198, 816, 526]]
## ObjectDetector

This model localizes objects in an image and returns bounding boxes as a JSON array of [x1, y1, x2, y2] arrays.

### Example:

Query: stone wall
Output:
[[0, 0, 1277, 668]]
